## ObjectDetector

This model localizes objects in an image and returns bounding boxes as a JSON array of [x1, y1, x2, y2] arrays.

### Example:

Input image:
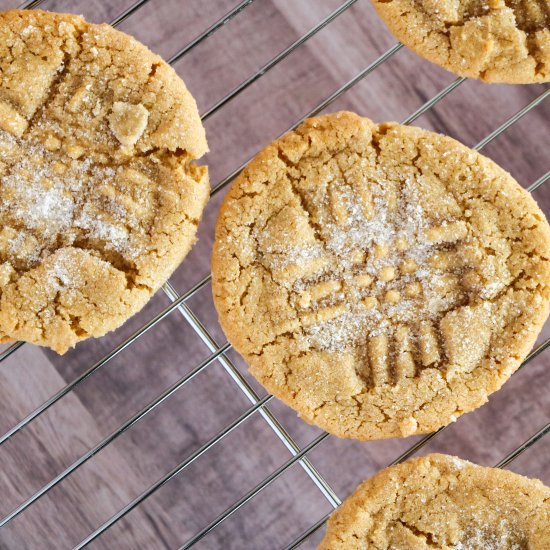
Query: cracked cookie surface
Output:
[[0, 10, 209, 353], [371, 0, 550, 83], [319, 453, 550, 549], [212, 112, 550, 441]]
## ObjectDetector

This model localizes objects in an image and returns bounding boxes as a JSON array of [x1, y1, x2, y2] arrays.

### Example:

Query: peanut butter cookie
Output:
[[0, 10, 209, 353], [212, 112, 550, 441], [371, 0, 550, 83], [319, 454, 550, 549]]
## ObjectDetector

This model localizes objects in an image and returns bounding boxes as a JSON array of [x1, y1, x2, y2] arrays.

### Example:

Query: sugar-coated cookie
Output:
[[0, 10, 209, 353], [212, 112, 550, 440]]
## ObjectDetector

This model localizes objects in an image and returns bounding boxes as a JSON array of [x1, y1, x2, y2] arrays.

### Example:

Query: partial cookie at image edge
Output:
[[318, 453, 550, 549], [371, 0, 550, 84]]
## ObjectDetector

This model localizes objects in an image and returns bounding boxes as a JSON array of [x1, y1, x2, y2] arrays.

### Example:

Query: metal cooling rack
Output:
[[2, 0, 549, 548]]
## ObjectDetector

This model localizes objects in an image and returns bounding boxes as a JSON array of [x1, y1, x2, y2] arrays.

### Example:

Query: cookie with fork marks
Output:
[[0, 10, 209, 353], [212, 112, 550, 441]]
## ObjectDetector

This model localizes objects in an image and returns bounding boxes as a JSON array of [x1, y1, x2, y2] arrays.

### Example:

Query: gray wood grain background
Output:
[[0, 1, 548, 549]]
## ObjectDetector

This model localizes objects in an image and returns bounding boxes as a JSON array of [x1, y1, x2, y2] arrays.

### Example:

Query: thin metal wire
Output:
[[162, 282, 342, 508], [201, 0, 358, 121], [285, 420, 550, 550], [284, 334, 550, 549], [167, 0, 256, 66], [389, 429, 446, 466], [110, 0, 154, 28], [495, 421, 550, 468], [17, 0, 46, 8], [0, 342, 231, 527], [528, 169, 550, 193], [402, 77, 466, 125], [474, 88, 550, 151], [284, 513, 332, 550], [524, 335, 550, 364], [0, 342, 24, 363], [72, 394, 275, 550]]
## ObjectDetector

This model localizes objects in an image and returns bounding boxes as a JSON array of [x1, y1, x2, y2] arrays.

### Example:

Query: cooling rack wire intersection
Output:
[[2, 0, 550, 548]]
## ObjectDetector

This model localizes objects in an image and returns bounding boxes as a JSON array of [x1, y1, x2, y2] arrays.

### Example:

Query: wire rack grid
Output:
[[0, 0, 549, 548]]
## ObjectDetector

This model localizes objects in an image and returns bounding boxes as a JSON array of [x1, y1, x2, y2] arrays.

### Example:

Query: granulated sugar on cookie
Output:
[[371, 0, 550, 84], [212, 111, 550, 441], [319, 454, 550, 549], [0, 10, 209, 353]]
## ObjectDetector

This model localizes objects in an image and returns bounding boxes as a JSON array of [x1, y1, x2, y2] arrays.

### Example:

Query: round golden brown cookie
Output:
[[319, 453, 550, 549], [0, 10, 209, 353], [371, 0, 550, 83], [212, 111, 550, 441]]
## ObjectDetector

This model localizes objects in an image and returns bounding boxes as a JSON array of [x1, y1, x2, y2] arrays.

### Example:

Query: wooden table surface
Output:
[[0, 1, 548, 549]]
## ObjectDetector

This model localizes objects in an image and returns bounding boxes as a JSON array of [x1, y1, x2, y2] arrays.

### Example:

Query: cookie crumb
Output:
[[108, 101, 149, 148]]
